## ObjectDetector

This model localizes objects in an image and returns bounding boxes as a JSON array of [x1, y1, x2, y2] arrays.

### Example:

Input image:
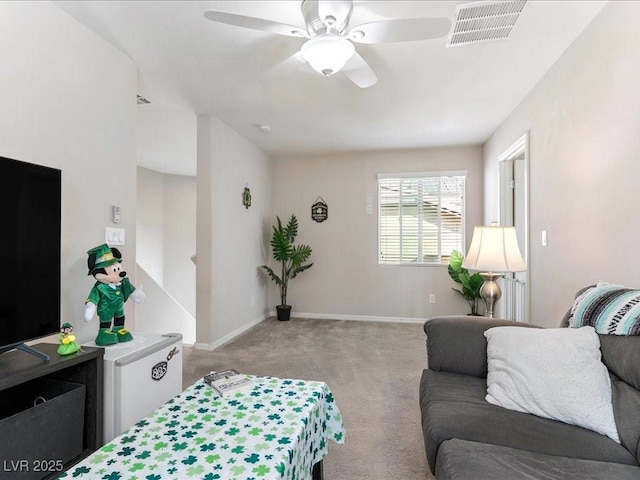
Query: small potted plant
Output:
[[261, 214, 313, 321], [448, 250, 484, 315]]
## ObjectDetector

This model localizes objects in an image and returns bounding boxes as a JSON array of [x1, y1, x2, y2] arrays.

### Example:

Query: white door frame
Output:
[[498, 132, 530, 322]]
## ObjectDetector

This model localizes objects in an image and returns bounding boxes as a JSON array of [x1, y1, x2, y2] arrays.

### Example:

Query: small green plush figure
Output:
[[57, 322, 80, 356], [84, 244, 145, 346]]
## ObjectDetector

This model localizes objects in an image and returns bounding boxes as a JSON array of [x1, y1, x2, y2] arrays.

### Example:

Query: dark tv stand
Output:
[[0, 343, 104, 478], [14, 342, 51, 361]]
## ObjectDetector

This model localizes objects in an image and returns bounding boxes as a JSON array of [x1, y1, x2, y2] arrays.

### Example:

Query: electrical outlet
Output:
[[429, 294, 436, 304]]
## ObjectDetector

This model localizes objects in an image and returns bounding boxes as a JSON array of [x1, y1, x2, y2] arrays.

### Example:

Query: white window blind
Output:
[[378, 172, 465, 265]]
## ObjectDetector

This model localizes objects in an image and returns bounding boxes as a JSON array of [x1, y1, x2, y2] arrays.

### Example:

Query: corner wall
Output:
[[0, 2, 137, 343], [137, 166, 197, 317], [196, 115, 272, 349], [137, 167, 166, 285], [483, 1, 640, 326], [270, 146, 484, 320]]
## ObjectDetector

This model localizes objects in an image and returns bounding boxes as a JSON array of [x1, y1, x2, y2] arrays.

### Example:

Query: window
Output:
[[378, 171, 466, 265]]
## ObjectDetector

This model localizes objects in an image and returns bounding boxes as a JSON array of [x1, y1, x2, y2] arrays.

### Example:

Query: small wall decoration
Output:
[[311, 197, 328, 223], [242, 185, 252, 209]]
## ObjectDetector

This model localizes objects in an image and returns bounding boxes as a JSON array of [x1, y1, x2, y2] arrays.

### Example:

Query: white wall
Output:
[[196, 115, 272, 349], [271, 146, 484, 320], [163, 174, 197, 316], [137, 101, 198, 176], [135, 263, 196, 344], [137, 167, 196, 316], [0, 1, 137, 343], [484, 1, 640, 327], [137, 167, 165, 285]]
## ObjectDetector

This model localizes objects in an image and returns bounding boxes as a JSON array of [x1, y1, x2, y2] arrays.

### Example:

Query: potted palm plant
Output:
[[261, 214, 313, 321], [448, 250, 484, 315]]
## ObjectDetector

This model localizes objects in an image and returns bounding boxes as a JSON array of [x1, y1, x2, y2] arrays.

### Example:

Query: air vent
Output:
[[447, 0, 527, 47], [136, 94, 151, 105]]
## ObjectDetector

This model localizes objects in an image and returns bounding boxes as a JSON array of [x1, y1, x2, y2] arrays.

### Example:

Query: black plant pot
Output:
[[276, 305, 291, 321]]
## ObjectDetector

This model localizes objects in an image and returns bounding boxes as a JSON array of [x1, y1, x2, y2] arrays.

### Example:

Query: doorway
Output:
[[498, 133, 529, 322]]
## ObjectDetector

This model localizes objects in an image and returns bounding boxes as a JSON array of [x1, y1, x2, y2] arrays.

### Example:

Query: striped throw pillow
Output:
[[571, 283, 640, 335]]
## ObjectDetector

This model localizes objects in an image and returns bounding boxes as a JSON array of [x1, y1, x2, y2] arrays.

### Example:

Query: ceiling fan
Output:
[[204, 0, 451, 88]]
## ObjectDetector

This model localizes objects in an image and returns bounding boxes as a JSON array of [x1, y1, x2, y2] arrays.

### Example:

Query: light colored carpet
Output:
[[182, 317, 435, 480]]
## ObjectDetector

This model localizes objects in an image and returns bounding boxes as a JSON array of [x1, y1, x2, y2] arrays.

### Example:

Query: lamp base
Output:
[[480, 273, 503, 318]]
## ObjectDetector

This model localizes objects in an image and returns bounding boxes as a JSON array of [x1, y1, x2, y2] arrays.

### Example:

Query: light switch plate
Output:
[[106, 227, 125, 246]]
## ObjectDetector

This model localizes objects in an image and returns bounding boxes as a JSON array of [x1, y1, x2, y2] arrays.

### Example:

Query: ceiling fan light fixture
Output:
[[301, 34, 355, 76]]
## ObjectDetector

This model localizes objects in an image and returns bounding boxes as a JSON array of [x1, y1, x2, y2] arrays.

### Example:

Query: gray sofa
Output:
[[419, 314, 640, 479]]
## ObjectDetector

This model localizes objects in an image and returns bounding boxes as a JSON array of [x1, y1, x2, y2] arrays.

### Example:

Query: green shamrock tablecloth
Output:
[[59, 376, 345, 480]]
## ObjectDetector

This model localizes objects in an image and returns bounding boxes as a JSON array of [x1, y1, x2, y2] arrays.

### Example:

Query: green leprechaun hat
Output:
[[87, 243, 121, 274]]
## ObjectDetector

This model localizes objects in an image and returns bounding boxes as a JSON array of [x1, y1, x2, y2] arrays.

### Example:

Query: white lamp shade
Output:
[[301, 34, 355, 76], [462, 226, 526, 273]]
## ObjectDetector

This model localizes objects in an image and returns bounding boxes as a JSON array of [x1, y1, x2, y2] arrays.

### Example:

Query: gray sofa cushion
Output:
[[611, 375, 640, 464], [602, 335, 640, 464], [424, 316, 540, 378], [564, 305, 640, 464], [436, 438, 640, 480], [419, 369, 638, 473], [601, 334, 640, 391]]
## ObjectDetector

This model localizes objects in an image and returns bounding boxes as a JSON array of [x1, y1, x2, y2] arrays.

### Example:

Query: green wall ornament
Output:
[[242, 186, 252, 209]]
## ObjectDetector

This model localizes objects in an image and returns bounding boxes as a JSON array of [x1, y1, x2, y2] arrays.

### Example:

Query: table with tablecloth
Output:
[[59, 376, 345, 480]]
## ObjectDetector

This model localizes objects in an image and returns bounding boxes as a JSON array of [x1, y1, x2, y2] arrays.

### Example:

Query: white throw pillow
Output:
[[484, 326, 620, 443]]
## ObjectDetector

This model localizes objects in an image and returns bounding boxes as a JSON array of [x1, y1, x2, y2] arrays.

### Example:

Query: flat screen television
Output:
[[0, 156, 61, 361]]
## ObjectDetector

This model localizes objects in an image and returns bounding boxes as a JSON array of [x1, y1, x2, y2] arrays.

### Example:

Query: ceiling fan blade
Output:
[[348, 17, 451, 44], [204, 10, 309, 38], [341, 51, 377, 88], [317, 0, 352, 29]]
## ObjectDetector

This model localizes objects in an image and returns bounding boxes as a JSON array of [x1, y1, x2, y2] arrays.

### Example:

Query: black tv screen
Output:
[[0, 156, 61, 352]]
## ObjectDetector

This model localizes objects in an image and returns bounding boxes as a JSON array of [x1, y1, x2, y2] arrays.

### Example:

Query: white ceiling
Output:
[[53, 1, 607, 176]]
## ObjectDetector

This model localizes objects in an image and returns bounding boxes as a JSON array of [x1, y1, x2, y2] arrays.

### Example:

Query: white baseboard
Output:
[[194, 313, 268, 351], [194, 312, 424, 351], [270, 311, 426, 324]]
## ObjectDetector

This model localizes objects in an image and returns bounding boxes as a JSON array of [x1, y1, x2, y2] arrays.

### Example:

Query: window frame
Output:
[[377, 170, 467, 266]]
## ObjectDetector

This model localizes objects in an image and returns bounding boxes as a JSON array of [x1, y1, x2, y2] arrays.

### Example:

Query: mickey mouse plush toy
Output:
[[85, 243, 145, 346]]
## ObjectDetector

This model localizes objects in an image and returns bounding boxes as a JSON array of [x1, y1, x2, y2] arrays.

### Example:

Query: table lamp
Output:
[[462, 225, 526, 318]]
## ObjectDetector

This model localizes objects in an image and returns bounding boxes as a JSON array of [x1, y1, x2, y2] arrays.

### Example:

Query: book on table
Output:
[[204, 369, 255, 397]]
